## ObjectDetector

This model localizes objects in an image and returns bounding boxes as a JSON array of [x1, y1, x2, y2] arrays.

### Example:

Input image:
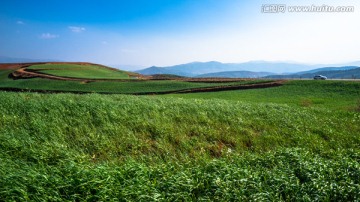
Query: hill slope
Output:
[[27, 63, 131, 79]]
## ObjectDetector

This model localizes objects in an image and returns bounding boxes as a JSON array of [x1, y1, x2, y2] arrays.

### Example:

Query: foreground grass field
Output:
[[0, 91, 359, 200], [1, 63, 359, 200]]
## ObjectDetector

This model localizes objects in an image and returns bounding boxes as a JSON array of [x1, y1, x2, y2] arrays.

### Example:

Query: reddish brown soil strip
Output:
[[0, 63, 30, 70], [0, 81, 286, 95], [0, 87, 99, 94], [133, 80, 286, 95], [177, 80, 285, 93]]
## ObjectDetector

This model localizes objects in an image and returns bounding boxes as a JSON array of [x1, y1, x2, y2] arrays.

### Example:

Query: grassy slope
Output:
[[27, 64, 103, 69], [0, 69, 13, 78], [167, 80, 360, 111], [28, 64, 130, 79], [39, 69, 130, 79], [0, 92, 359, 200]]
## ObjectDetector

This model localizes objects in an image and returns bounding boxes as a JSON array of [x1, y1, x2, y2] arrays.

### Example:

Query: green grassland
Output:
[[0, 69, 12, 79], [39, 68, 130, 79], [0, 65, 360, 200], [28, 64, 131, 79], [167, 80, 360, 111], [0, 91, 359, 201]]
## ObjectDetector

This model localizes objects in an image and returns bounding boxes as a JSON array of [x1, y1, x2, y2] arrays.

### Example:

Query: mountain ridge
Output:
[[136, 61, 360, 77], [196, 71, 274, 78]]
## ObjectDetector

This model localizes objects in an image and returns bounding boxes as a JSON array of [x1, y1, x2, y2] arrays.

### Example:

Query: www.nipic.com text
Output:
[[262, 4, 355, 13]]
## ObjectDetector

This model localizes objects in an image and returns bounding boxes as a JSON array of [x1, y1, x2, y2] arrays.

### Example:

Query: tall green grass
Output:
[[0, 92, 359, 200], [2, 148, 359, 201]]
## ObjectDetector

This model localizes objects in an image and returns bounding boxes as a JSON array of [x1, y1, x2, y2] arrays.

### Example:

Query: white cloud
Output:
[[69, 26, 86, 33], [40, 33, 59, 39], [16, 21, 24, 25]]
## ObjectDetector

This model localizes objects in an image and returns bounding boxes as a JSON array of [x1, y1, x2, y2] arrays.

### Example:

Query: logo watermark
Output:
[[261, 4, 355, 13]]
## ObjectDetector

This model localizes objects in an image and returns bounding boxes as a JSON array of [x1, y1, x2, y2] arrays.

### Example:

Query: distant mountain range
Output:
[[136, 61, 360, 79], [136, 61, 321, 76], [292, 66, 360, 75], [135, 66, 191, 76], [109, 64, 146, 71], [196, 71, 274, 78], [266, 66, 360, 79]]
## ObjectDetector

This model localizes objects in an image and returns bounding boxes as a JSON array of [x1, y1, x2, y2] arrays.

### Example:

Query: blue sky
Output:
[[1, 0, 359, 69]]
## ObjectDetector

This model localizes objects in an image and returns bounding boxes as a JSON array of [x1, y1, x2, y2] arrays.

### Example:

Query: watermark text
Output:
[[262, 4, 355, 13]]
